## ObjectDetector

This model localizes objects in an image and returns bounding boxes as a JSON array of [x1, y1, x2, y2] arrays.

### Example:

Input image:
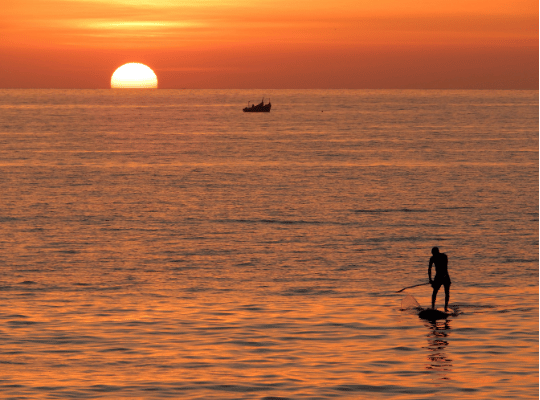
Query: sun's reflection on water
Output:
[[423, 319, 452, 380]]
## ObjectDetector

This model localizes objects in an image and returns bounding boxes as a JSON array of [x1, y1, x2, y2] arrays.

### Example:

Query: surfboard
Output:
[[418, 309, 450, 320], [401, 295, 454, 321]]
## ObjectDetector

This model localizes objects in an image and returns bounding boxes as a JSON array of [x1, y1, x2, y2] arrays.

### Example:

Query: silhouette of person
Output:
[[428, 247, 451, 312]]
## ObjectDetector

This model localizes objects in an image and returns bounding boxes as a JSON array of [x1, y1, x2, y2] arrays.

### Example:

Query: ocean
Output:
[[0, 89, 538, 399]]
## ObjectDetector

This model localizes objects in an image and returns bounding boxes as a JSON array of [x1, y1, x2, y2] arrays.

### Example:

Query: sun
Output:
[[111, 63, 158, 89]]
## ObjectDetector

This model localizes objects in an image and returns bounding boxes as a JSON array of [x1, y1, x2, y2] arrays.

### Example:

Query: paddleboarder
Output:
[[428, 247, 451, 312]]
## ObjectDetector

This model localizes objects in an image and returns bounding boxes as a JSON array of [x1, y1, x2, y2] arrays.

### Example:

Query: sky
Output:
[[1, 0, 538, 89]]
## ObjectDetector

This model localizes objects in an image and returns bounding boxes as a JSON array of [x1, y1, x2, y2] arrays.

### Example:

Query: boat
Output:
[[243, 98, 271, 112]]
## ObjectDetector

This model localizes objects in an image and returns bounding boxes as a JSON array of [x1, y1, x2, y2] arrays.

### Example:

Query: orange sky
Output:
[[1, 0, 538, 88]]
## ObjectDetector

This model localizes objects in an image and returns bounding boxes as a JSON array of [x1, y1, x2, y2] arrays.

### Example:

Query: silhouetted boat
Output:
[[243, 98, 271, 112]]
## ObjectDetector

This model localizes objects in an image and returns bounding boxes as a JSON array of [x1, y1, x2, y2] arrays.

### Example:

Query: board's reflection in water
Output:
[[423, 320, 452, 379]]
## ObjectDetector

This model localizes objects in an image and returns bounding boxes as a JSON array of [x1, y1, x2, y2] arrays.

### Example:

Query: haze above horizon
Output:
[[2, 0, 538, 89]]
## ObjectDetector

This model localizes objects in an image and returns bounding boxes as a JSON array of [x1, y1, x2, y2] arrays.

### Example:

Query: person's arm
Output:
[[428, 258, 433, 284]]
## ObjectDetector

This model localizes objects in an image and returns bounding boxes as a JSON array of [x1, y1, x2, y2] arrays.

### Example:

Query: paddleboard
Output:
[[418, 309, 450, 320]]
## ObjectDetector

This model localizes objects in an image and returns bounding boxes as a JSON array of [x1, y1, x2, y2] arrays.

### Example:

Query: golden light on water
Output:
[[111, 63, 158, 88]]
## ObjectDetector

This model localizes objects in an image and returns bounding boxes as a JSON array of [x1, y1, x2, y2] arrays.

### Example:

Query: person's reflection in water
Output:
[[423, 319, 453, 380]]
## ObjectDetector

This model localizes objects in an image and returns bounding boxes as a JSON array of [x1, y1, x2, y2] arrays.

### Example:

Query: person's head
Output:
[[431, 247, 440, 255]]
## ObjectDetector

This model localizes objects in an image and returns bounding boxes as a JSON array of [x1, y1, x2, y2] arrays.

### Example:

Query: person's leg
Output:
[[431, 286, 440, 309], [444, 283, 450, 312]]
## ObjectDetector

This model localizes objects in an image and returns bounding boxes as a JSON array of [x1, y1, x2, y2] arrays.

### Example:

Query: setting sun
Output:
[[111, 63, 158, 89]]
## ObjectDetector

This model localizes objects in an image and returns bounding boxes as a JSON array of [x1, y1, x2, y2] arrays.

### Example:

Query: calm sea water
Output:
[[0, 89, 538, 399]]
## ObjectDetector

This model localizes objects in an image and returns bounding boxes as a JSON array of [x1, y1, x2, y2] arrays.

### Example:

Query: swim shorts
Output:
[[432, 275, 451, 291]]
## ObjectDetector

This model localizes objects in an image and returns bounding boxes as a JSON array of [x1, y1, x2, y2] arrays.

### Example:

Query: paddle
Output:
[[396, 282, 430, 293]]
